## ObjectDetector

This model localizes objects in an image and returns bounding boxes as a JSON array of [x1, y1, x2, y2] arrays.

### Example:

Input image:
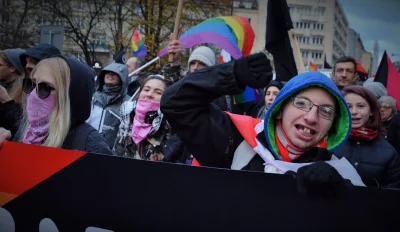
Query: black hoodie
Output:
[[19, 44, 62, 66], [0, 44, 62, 136], [59, 56, 113, 155], [12, 55, 113, 155]]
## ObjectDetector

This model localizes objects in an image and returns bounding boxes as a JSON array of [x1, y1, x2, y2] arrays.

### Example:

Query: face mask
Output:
[[23, 90, 56, 145], [103, 84, 122, 96], [131, 99, 160, 145]]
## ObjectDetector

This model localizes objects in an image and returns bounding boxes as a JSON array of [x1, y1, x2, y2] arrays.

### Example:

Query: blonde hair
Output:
[[21, 57, 71, 148]]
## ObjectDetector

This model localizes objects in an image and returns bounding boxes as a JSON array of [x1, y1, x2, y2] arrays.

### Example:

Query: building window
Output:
[[233, 1, 239, 7]]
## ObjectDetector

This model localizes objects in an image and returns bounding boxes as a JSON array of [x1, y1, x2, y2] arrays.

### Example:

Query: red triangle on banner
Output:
[[0, 141, 86, 206]]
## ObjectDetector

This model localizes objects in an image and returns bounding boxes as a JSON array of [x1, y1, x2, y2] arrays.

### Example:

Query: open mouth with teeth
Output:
[[296, 124, 316, 137], [352, 118, 361, 123]]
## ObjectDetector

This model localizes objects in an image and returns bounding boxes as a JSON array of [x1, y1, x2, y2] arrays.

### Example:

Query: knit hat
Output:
[[265, 80, 284, 91], [363, 82, 387, 99], [3, 48, 25, 75], [378, 96, 397, 112], [188, 46, 216, 68]]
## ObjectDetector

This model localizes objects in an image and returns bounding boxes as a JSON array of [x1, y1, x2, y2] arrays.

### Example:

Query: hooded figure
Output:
[[162, 53, 365, 196], [87, 63, 129, 148], [12, 56, 112, 155], [257, 80, 284, 119], [363, 82, 388, 99], [0, 45, 61, 138]]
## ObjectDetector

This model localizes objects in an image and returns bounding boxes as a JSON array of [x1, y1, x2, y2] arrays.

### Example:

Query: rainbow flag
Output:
[[309, 61, 318, 71], [158, 16, 258, 104], [158, 16, 255, 59], [131, 27, 147, 58], [233, 86, 260, 104]]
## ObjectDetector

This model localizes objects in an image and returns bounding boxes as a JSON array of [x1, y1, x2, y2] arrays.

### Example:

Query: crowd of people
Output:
[[1, 36, 400, 195]]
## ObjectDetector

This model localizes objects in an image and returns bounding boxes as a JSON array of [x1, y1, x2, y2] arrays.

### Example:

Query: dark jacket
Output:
[[160, 62, 351, 171], [0, 44, 62, 137], [334, 137, 400, 188], [87, 64, 130, 148], [387, 112, 400, 154], [14, 56, 113, 155]]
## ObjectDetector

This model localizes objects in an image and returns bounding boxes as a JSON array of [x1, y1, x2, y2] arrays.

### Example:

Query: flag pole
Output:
[[288, 29, 306, 73], [168, 0, 184, 63]]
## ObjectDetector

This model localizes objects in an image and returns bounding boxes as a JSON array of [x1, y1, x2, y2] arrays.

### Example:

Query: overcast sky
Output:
[[339, 0, 400, 62]]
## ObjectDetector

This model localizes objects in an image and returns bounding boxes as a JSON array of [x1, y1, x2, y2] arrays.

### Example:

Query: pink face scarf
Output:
[[131, 99, 161, 145], [23, 90, 56, 145]]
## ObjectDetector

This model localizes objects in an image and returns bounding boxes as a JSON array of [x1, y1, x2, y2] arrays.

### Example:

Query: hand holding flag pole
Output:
[[168, 0, 184, 63]]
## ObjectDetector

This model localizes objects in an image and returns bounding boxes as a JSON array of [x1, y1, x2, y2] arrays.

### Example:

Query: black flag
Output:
[[324, 55, 332, 69], [113, 45, 126, 64], [265, 0, 298, 82]]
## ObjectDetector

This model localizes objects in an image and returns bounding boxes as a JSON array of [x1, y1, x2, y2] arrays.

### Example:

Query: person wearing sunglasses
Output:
[[113, 75, 180, 162], [0, 44, 61, 140], [86, 63, 129, 149], [0, 56, 114, 155], [333, 86, 400, 188], [161, 53, 367, 196]]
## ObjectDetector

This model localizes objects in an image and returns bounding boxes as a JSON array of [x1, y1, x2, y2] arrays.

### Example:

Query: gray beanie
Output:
[[3, 48, 25, 75], [188, 46, 216, 68], [378, 96, 397, 112], [363, 82, 388, 99]]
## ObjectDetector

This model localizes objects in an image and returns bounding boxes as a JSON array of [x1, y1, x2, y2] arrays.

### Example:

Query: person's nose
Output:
[[303, 106, 319, 124]]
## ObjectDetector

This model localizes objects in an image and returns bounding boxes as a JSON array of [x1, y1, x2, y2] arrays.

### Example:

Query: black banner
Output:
[[2, 152, 400, 231]]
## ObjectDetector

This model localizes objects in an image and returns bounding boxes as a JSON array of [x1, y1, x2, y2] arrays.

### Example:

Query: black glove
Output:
[[286, 161, 353, 197], [233, 53, 273, 89]]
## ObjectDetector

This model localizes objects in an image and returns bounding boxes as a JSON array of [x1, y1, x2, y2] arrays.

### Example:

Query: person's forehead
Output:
[[379, 102, 391, 106], [127, 57, 137, 64], [296, 87, 336, 105], [266, 86, 280, 92], [335, 62, 355, 69]]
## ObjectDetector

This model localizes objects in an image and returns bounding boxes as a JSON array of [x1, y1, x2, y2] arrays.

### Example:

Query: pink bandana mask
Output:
[[131, 99, 160, 145], [23, 90, 56, 145]]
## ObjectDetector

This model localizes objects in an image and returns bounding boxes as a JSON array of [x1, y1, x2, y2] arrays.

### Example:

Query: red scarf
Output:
[[275, 121, 328, 162], [349, 127, 378, 141]]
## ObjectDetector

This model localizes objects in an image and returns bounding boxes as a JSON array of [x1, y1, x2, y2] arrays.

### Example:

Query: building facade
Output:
[[361, 51, 373, 75], [288, 0, 349, 69], [232, 0, 265, 53], [347, 28, 365, 61]]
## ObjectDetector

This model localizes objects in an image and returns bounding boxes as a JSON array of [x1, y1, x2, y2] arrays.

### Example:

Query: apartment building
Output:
[[347, 28, 365, 61], [232, 0, 265, 53], [288, 0, 349, 69]]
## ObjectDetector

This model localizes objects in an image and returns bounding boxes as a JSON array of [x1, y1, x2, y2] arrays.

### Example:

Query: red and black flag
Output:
[[374, 51, 400, 110], [265, 0, 297, 82], [356, 60, 368, 82]]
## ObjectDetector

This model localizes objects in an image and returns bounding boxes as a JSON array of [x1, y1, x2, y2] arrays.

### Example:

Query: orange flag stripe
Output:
[[0, 141, 86, 202]]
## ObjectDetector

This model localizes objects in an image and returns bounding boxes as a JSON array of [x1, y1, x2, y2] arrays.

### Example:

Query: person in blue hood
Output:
[[161, 53, 364, 196], [0, 56, 113, 155]]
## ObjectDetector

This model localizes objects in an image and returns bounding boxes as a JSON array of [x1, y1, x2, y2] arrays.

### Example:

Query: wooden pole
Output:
[[288, 29, 306, 73], [168, 0, 184, 63]]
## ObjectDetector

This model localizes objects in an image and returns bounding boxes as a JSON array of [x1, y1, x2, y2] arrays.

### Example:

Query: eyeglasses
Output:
[[292, 97, 335, 120], [22, 77, 55, 99], [380, 105, 391, 110]]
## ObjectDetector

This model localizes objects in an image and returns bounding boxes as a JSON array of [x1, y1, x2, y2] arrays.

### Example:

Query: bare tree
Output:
[[111, 0, 233, 63], [44, 0, 108, 65], [0, 0, 41, 49], [104, 0, 137, 54]]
